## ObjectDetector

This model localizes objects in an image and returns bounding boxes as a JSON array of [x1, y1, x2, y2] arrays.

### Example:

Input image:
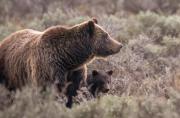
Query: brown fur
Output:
[[0, 19, 122, 107]]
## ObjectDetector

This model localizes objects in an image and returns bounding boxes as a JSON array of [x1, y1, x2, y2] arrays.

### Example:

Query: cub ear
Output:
[[107, 70, 113, 76], [92, 70, 99, 76], [92, 18, 98, 24], [87, 20, 95, 38]]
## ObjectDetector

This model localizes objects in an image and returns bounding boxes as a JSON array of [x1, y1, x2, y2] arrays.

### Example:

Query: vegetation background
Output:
[[0, 0, 180, 118]]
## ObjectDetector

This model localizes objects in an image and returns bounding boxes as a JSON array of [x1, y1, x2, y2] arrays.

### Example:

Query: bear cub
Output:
[[65, 69, 113, 107], [86, 70, 113, 97]]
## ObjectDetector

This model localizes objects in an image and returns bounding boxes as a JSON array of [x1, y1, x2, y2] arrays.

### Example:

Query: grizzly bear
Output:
[[66, 69, 113, 107], [0, 18, 122, 107], [86, 70, 113, 97]]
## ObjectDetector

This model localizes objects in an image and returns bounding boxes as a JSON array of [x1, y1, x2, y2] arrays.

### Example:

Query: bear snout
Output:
[[115, 43, 123, 53], [102, 84, 110, 93], [103, 88, 110, 93], [109, 39, 123, 54]]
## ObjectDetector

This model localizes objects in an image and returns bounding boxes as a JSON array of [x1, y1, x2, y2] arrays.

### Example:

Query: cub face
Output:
[[87, 70, 113, 97]]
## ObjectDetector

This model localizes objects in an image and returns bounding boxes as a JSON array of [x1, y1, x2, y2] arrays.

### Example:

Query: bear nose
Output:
[[104, 88, 110, 92], [119, 43, 123, 49], [116, 43, 123, 52]]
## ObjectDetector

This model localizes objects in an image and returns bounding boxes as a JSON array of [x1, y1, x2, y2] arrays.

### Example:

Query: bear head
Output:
[[87, 69, 113, 97], [76, 18, 123, 58]]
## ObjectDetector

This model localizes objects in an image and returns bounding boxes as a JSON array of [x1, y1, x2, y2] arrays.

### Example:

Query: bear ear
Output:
[[87, 20, 95, 38], [92, 70, 99, 76], [107, 70, 113, 76], [92, 18, 98, 24]]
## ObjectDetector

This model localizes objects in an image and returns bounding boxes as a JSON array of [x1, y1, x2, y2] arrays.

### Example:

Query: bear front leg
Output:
[[66, 95, 73, 108], [67, 66, 87, 87], [65, 66, 87, 108], [65, 84, 75, 108], [67, 66, 87, 92]]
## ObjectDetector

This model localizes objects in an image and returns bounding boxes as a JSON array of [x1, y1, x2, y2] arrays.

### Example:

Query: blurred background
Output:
[[0, 0, 180, 118]]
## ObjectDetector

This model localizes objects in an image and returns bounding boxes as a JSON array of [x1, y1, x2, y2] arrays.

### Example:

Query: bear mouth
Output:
[[102, 88, 110, 93], [97, 50, 117, 58]]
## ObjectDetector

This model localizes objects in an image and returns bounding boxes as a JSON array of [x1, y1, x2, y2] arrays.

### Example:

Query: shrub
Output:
[[123, 0, 180, 14], [1, 88, 180, 118]]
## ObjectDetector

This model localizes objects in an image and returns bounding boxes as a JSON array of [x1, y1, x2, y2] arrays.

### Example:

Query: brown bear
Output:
[[86, 70, 113, 97], [66, 69, 113, 107], [0, 18, 122, 108]]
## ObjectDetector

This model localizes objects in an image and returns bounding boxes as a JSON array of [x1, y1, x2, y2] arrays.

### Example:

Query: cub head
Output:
[[87, 69, 113, 97]]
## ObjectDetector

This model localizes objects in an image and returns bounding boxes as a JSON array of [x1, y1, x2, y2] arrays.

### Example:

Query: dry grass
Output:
[[1, 86, 180, 118]]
